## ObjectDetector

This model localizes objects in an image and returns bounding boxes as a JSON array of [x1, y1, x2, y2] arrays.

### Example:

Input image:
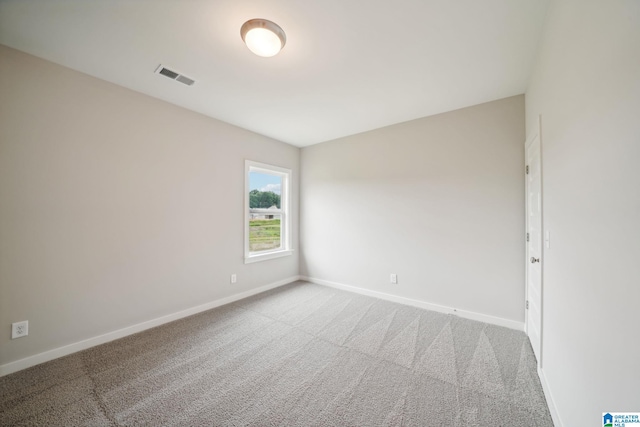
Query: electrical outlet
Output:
[[12, 321, 28, 339], [390, 274, 398, 284], [230, 274, 237, 284]]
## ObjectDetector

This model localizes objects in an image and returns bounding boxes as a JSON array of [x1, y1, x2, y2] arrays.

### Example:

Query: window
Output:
[[245, 161, 292, 263]]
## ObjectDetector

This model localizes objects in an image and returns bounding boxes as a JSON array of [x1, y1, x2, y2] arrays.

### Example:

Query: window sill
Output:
[[244, 249, 293, 264]]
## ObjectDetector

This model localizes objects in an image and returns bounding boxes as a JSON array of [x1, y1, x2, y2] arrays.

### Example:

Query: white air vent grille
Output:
[[155, 65, 195, 86], [176, 75, 195, 86]]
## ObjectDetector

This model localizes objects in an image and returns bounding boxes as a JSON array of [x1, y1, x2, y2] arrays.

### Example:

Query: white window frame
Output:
[[244, 160, 292, 263]]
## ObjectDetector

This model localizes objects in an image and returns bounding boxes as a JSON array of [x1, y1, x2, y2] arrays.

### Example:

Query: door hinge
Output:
[[526, 300, 529, 309], [526, 232, 529, 242], [526, 165, 529, 174]]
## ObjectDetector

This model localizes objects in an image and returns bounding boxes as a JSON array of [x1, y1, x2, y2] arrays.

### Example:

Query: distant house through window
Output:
[[245, 161, 292, 263]]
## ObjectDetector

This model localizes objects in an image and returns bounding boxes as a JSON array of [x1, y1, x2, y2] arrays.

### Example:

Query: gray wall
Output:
[[0, 45, 300, 366], [525, 1, 640, 425], [300, 96, 526, 324]]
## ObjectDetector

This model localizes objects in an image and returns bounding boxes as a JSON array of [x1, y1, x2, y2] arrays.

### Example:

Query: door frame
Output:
[[525, 115, 544, 367]]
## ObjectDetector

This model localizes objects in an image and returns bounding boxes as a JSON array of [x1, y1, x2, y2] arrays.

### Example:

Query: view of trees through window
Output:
[[249, 189, 280, 209]]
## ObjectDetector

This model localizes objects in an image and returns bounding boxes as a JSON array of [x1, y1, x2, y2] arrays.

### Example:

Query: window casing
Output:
[[244, 160, 292, 263]]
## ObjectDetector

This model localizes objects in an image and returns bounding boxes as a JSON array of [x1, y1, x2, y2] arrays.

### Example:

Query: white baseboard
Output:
[[0, 275, 300, 377], [301, 276, 524, 331], [538, 365, 563, 427]]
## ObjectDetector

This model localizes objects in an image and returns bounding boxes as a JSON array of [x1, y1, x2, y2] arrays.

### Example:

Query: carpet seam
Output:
[[82, 353, 121, 427]]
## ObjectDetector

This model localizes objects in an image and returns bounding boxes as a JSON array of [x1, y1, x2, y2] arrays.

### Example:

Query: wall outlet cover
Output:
[[12, 320, 29, 339]]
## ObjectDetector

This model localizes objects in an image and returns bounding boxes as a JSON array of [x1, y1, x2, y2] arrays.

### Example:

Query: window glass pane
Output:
[[249, 171, 283, 253], [249, 172, 282, 209], [249, 213, 282, 252]]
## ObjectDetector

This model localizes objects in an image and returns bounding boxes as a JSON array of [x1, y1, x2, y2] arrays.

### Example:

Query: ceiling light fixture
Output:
[[240, 19, 286, 57]]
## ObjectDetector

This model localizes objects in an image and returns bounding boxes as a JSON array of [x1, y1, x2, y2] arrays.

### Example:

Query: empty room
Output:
[[1, 1, 638, 426]]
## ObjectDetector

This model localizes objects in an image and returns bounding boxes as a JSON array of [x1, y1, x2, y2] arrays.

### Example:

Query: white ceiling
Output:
[[0, 0, 550, 147]]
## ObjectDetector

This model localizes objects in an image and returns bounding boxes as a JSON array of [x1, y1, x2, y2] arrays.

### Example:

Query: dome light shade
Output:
[[241, 19, 286, 57]]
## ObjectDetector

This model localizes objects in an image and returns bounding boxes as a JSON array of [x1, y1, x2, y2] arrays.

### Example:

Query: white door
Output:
[[525, 130, 543, 366]]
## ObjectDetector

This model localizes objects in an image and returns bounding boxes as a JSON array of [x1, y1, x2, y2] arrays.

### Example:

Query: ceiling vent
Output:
[[155, 65, 195, 86]]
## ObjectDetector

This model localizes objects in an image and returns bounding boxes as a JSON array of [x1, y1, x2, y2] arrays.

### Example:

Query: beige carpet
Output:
[[0, 281, 553, 426]]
